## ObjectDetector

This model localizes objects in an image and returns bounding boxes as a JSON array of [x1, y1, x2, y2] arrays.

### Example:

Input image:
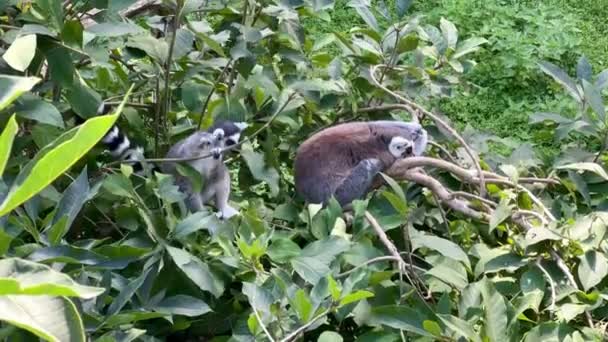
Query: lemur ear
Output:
[[234, 122, 248, 131]]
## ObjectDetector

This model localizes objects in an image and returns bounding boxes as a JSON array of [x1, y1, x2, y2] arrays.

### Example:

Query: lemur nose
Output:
[[404, 145, 413, 155]]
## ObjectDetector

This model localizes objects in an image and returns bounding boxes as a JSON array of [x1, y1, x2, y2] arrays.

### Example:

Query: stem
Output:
[[279, 310, 330, 342]]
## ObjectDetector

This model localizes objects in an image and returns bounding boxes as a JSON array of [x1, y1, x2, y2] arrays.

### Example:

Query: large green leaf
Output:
[[538, 61, 581, 102], [481, 278, 508, 342], [240, 143, 280, 197], [0, 75, 41, 111], [438, 314, 481, 342], [2, 34, 37, 72], [14, 94, 65, 128], [0, 86, 132, 217], [556, 162, 608, 181], [0, 258, 104, 298], [367, 305, 431, 337], [0, 296, 85, 342], [166, 246, 225, 298], [578, 250, 608, 291], [411, 234, 470, 269], [152, 295, 212, 317], [48, 166, 90, 242], [0, 115, 18, 177]]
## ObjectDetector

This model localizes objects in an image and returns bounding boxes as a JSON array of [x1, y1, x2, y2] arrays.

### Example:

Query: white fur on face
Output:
[[389, 136, 413, 158], [102, 126, 119, 143], [213, 128, 225, 140]]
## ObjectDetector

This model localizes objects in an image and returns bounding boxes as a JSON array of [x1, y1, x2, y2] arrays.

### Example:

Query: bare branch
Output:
[[370, 64, 487, 198]]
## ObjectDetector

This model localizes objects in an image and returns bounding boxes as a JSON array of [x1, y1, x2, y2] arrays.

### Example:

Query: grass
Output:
[[303, 0, 608, 158]]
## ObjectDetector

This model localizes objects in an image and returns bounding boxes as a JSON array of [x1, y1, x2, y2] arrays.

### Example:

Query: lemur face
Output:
[[388, 136, 414, 158]]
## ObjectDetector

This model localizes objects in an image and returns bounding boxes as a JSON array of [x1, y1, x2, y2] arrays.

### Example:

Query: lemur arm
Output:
[[332, 158, 384, 207]]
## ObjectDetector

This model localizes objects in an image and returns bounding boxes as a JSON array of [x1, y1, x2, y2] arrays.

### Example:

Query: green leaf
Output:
[[318, 331, 343, 342], [45, 46, 75, 86], [423, 320, 442, 336], [126, 35, 169, 63], [539, 61, 582, 102], [0, 296, 85, 342], [14, 94, 65, 128], [440, 17, 458, 49], [582, 79, 605, 122], [367, 305, 431, 336], [426, 257, 468, 290], [65, 83, 102, 118], [291, 256, 331, 284], [437, 314, 481, 342], [48, 166, 89, 242], [36, 0, 64, 31], [556, 303, 586, 323], [578, 250, 608, 291], [339, 290, 374, 307], [166, 246, 225, 298], [0, 75, 41, 111], [240, 143, 280, 197], [556, 162, 608, 181], [0, 114, 18, 177], [489, 200, 511, 232], [107, 267, 152, 316], [176, 163, 203, 194], [27, 245, 110, 265], [397, 34, 419, 53], [291, 289, 313, 322], [152, 295, 212, 317], [86, 23, 143, 37], [395, 0, 413, 18], [2, 34, 37, 72], [411, 234, 471, 269], [481, 278, 508, 342], [576, 55, 593, 81], [173, 211, 215, 238], [453, 37, 488, 59], [348, 0, 379, 32], [0, 86, 132, 217], [267, 238, 302, 263], [0, 258, 104, 298]]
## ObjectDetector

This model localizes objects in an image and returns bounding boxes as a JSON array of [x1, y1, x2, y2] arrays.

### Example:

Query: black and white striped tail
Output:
[[97, 103, 150, 174]]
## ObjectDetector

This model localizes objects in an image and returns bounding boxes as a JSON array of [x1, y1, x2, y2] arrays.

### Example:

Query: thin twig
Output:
[[535, 258, 556, 314], [197, 58, 234, 129], [279, 310, 330, 342], [251, 297, 275, 342], [364, 211, 434, 306], [106, 91, 298, 166]]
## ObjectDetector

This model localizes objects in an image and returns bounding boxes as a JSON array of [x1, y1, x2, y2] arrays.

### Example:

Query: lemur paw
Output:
[[216, 206, 240, 220], [363, 158, 383, 170], [212, 147, 222, 159]]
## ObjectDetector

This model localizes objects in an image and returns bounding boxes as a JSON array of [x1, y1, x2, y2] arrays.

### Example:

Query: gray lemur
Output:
[[294, 120, 428, 207], [159, 129, 239, 219], [97, 102, 247, 219]]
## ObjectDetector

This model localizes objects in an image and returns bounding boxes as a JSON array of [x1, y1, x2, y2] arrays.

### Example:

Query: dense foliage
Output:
[[1, 0, 608, 341]]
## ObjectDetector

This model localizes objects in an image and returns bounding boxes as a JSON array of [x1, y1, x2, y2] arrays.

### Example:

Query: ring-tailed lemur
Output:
[[97, 102, 247, 219], [294, 121, 428, 207]]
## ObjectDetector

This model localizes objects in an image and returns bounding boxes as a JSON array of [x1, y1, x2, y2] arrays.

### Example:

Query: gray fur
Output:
[[294, 120, 428, 207], [332, 158, 384, 206]]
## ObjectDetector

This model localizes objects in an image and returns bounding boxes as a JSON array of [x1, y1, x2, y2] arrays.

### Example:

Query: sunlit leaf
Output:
[[0, 296, 85, 342], [0, 75, 41, 111], [0, 115, 18, 177], [578, 250, 608, 291], [0, 86, 133, 217], [2, 34, 36, 72]]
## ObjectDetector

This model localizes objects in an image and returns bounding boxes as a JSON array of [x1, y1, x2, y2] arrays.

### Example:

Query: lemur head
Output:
[[208, 120, 248, 147], [388, 136, 414, 158], [373, 121, 428, 158]]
